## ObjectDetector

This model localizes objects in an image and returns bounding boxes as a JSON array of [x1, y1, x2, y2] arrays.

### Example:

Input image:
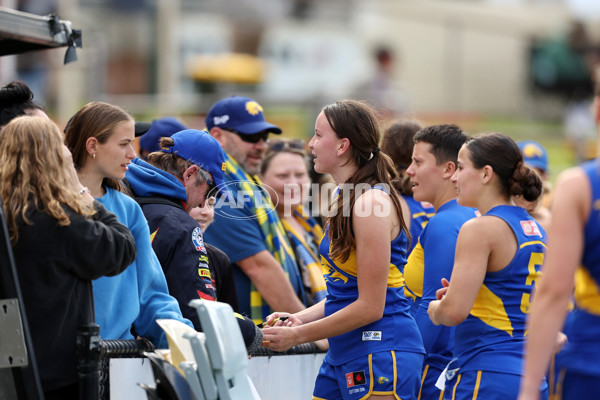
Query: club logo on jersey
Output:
[[362, 331, 382, 341], [191, 227, 206, 252], [520, 220, 541, 237], [321, 257, 349, 284], [346, 371, 366, 387]]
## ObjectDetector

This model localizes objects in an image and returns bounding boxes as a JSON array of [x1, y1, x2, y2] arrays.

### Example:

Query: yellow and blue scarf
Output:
[[223, 153, 305, 323], [282, 205, 328, 303]]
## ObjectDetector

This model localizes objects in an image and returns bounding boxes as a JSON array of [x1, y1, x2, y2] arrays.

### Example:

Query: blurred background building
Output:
[[1, 0, 600, 169]]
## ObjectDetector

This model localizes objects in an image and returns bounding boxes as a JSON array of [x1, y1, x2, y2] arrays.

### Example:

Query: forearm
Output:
[[520, 289, 570, 395], [240, 252, 305, 313], [293, 299, 325, 323], [295, 297, 381, 344]]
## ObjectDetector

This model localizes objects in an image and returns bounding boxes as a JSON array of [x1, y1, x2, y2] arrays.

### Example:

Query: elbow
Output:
[[361, 302, 385, 325]]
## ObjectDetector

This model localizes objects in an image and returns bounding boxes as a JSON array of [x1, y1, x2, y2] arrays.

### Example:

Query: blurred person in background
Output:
[[514, 140, 552, 232], [205, 96, 309, 324], [1, 116, 136, 399], [0, 80, 49, 129], [65, 101, 195, 349], [138, 117, 187, 160]]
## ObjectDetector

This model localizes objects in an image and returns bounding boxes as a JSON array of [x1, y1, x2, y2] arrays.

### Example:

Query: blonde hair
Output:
[[0, 116, 95, 244]]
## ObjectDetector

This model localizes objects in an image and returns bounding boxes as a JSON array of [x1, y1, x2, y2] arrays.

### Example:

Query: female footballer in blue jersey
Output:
[[262, 99, 425, 400], [427, 133, 548, 400], [519, 85, 600, 400]]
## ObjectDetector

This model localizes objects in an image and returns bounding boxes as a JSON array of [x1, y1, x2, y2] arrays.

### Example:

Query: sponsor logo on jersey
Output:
[[520, 220, 541, 237], [196, 290, 214, 301], [362, 331, 382, 341], [191, 227, 204, 251], [199, 255, 209, 263], [346, 371, 366, 387], [198, 268, 211, 278]]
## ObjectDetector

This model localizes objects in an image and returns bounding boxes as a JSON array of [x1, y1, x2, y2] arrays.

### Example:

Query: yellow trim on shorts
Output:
[[472, 370, 482, 400], [418, 364, 429, 400], [452, 374, 462, 400]]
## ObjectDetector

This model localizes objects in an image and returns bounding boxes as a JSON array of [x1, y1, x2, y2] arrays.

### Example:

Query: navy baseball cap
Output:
[[139, 117, 187, 153], [205, 96, 282, 135], [161, 129, 230, 197], [518, 140, 548, 172]]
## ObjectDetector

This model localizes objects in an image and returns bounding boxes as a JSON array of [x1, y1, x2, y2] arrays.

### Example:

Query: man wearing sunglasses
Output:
[[205, 96, 308, 324]]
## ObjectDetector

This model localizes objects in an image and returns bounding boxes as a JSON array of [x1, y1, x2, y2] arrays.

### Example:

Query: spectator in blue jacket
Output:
[[65, 101, 195, 348]]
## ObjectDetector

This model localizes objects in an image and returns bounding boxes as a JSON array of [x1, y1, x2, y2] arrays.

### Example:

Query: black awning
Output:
[[0, 6, 82, 63]]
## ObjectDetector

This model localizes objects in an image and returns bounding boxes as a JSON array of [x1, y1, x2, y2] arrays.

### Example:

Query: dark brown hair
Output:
[[466, 132, 543, 202], [0, 80, 45, 128], [381, 120, 423, 195]]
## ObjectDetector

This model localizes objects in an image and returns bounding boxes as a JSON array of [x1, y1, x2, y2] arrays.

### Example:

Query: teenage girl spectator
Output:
[[518, 84, 600, 400], [263, 100, 424, 399], [427, 133, 548, 399], [65, 101, 194, 348], [0, 116, 136, 399], [259, 138, 328, 306]]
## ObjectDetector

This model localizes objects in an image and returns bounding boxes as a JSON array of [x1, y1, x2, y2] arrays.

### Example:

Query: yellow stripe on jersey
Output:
[[321, 249, 405, 288], [470, 283, 514, 336], [519, 240, 547, 249], [404, 241, 425, 297], [574, 266, 600, 314]]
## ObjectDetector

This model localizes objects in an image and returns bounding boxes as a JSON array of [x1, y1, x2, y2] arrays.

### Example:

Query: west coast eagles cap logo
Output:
[[245, 101, 263, 116], [522, 143, 544, 158]]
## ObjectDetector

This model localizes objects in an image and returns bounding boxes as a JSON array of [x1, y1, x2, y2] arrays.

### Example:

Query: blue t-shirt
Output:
[[93, 188, 193, 348], [409, 199, 477, 370]]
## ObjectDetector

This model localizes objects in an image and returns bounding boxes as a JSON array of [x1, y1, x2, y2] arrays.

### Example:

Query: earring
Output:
[[92, 153, 96, 159]]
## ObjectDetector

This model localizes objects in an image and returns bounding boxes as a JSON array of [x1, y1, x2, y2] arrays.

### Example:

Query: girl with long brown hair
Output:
[[262, 100, 425, 400]]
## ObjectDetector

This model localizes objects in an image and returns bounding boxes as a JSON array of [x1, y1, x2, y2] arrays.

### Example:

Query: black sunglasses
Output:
[[267, 139, 305, 152], [224, 128, 269, 144], [199, 169, 217, 195]]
